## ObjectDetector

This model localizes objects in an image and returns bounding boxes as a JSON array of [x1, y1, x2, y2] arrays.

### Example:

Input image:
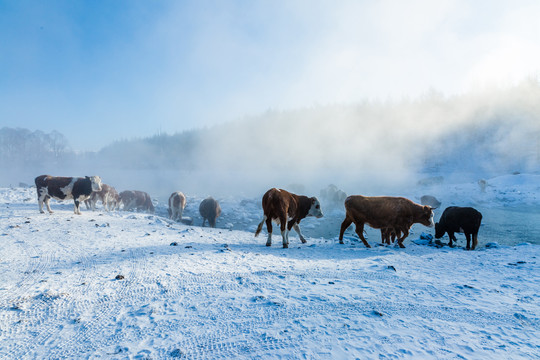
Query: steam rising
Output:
[[3, 81, 538, 201]]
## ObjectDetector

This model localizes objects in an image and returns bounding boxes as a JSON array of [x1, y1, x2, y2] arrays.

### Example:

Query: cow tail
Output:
[[254, 216, 266, 237]]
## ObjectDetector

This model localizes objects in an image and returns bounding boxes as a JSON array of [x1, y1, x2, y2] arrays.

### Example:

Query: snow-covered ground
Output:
[[0, 174, 539, 359]]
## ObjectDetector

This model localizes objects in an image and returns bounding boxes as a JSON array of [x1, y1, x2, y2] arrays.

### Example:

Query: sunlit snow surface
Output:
[[0, 175, 538, 359]]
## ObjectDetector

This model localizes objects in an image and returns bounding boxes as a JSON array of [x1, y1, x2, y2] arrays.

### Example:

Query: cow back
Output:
[[262, 188, 295, 218], [345, 195, 431, 228], [35, 175, 74, 199]]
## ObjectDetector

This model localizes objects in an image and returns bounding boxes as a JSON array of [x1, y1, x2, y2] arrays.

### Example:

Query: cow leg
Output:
[[339, 217, 353, 244], [292, 223, 307, 244], [472, 233, 478, 250], [177, 208, 183, 221], [381, 228, 393, 245], [38, 195, 45, 213], [380, 229, 386, 245], [448, 232, 456, 247], [265, 217, 273, 246], [102, 195, 109, 211], [465, 233, 471, 250], [74, 199, 82, 215], [389, 229, 396, 245], [280, 215, 289, 248], [282, 229, 290, 248], [44, 196, 53, 214], [393, 229, 401, 244], [37, 189, 49, 213], [353, 222, 371, 248], [396, 227, 409, 248]]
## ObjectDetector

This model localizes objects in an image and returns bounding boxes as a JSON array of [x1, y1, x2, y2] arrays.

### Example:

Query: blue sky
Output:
[[1, 0, 540, 151]]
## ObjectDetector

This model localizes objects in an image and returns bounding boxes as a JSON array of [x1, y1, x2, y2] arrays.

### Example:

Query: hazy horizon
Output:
[[2, 80, 539, 199]]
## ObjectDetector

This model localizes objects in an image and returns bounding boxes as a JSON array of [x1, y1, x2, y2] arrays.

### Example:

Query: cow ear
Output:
[[311, 197, 316, 204]]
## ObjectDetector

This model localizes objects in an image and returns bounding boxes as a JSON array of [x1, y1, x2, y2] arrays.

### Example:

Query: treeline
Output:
[[2, 79, 539, 193], [96, 130, 202, 170], [0, 127, 72, 168]]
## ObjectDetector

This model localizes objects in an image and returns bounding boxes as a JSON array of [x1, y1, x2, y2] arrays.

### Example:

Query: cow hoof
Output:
[[283, 244, 288, 249], [266, 243, 271, 247], [365, 244, 372, 248], [339, 240, 344, 244], [398, 243, 406, 249], [300, 239, 307, 244]]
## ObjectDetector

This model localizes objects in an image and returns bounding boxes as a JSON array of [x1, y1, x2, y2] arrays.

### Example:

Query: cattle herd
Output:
[[34, 175, 484, 250]]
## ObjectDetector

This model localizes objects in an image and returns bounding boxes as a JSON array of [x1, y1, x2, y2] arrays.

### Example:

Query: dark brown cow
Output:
[[339, 195, 433, 248], [168, 191, 186, 221], [35, 175, 102, 215], [85, 184, 119, 211], [254, 188, 324, 248], [199, 197, 221, 228], [119, 190, 154, 213]]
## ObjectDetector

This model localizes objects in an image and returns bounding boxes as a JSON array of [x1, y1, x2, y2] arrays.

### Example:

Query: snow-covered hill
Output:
[[0, 175, 539, 359]]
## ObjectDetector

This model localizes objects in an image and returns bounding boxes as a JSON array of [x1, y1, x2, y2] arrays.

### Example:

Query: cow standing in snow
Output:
[[435, 206, 483, 250], [255, 188, 323, 248], [339, 195, 433, 248], [199, 197, 221, 228], [168, 191, 187, 222], [119, 190, 155, 213], [85, 184, 119, 211], [35, 175, 103, 215]]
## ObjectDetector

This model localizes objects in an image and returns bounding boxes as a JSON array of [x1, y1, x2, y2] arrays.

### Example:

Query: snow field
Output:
[[0, 185, 539, 359]]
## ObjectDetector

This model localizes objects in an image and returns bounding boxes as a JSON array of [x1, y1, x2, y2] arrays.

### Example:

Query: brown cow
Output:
[[35, 175, 102, 215], [168, 191, 187, 221], [339, 195, 433, 248], [199, 197, 221, 228], [85, 184, 119, 212], [119, 190, 154, 213], [254, 188, 324, 248]]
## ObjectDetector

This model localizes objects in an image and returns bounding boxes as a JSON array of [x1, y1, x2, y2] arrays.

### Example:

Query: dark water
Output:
[[297, 206, 540, 247], [476, 206, 540, 246]]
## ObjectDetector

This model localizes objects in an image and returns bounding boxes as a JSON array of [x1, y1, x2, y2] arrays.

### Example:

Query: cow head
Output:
[[418, 205, 434, 227], [87, 176, 102, 192], [308, 197, 324, 218], [434, 222, 445, 238]]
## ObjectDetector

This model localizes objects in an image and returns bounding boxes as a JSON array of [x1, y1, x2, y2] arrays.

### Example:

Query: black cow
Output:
[[435, 206, 482, 250]]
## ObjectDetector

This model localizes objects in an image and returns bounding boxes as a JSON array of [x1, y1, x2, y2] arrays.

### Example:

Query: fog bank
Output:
[[2, 81, 539, 200]]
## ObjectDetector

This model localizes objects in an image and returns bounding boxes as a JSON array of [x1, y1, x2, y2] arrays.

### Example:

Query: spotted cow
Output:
[[35, 175, 102, 215]]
